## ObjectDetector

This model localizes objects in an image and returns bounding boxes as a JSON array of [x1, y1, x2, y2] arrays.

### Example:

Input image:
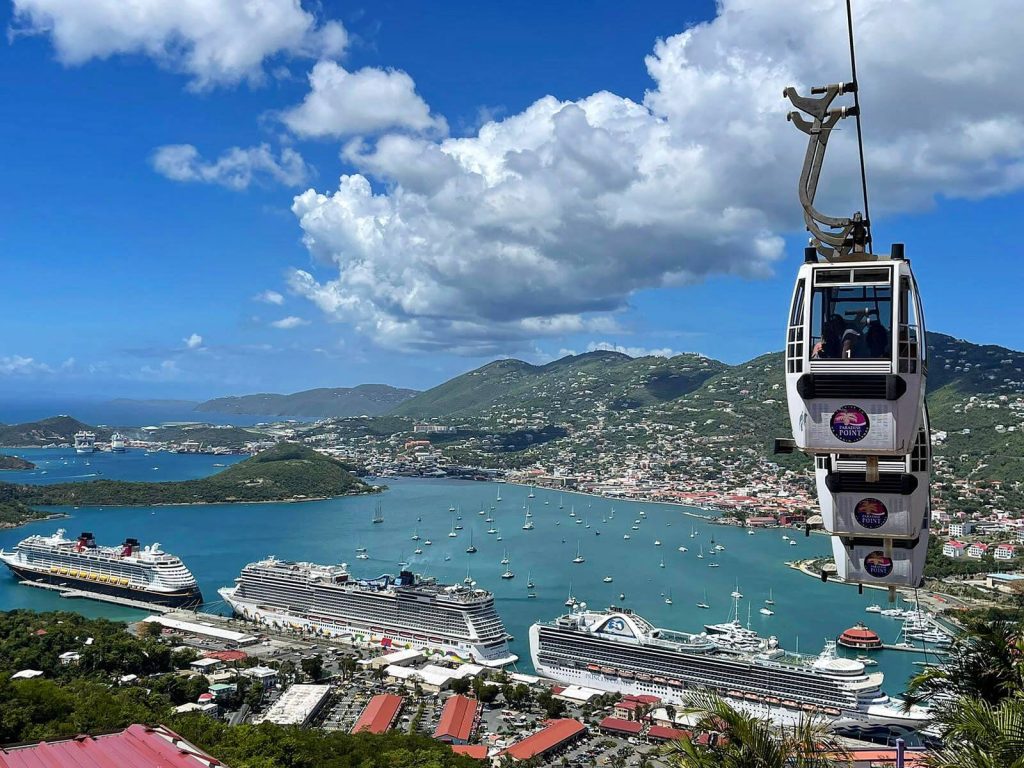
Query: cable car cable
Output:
[[845, 0, 872, 253]]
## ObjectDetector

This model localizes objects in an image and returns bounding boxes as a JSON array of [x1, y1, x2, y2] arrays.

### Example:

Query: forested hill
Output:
[[0, 416, 111, 446], [0, 443, 375, 507], [390, 350, 727, 420], [196, 384, 419, 418]]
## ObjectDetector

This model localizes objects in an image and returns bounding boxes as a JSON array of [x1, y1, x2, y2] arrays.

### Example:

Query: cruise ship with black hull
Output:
[[529, 606, 930, 735], [219, 557, 517, 667], [0, 529, 202, 608]]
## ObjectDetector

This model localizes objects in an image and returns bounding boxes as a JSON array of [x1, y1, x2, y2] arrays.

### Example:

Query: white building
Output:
[[256, 684, 331, 726], [948, 521, 974, 538]]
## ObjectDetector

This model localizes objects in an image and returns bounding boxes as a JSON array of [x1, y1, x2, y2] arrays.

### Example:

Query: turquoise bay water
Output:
[[0, 449, 922, 692]]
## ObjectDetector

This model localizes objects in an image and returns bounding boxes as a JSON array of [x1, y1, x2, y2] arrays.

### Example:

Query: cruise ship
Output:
[[529, 606, 930, 735], [0, 529, 202, 608], [73, 431, 96, 454], [219, 557, 517, 666], [110, 432, 127, 452]]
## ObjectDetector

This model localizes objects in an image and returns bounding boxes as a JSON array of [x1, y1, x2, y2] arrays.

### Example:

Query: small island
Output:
[[0, 454, 35, 470], [0, 443, 377, 509]]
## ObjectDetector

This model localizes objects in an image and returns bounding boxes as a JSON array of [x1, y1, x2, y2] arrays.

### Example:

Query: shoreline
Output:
[[0, 512, 69, 531], [29, 487, 383, 510]]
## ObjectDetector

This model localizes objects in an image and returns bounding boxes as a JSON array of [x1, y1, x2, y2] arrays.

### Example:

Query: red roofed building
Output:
[[434, 695, 480, 744], [613, 694, 660, 721], [995, 543, 1018, 561], [598, 717, 642, 736], [967, 542, 990, 559], [351, 694, 404, 735], [0, 724, 227, 768], [503, 719, 586, 762], [450, 745, 488, 760], [204, 650, 248, 663], [646, 725, 687, 743]]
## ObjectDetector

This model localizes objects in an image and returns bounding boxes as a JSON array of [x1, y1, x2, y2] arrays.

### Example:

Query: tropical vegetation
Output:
[[0, 442, 374, 508]]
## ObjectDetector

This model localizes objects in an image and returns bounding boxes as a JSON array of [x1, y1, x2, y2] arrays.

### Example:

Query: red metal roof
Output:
[[204, 650, 247, 663], [0, 724, 224, 768], [598, 717, 642, 735], [839, 627, 880, 641], [504, 719, 585, 761], [434, 695, 478, 743], [647, 725, 688, 742], [450, 745, 488, 760], [351, 694, 404, 735]]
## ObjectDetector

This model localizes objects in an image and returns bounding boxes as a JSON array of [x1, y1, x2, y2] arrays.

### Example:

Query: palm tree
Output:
[[659, 692, 845, 768], [905, 620, 1024, 711], [925, 695, 1024, 768]]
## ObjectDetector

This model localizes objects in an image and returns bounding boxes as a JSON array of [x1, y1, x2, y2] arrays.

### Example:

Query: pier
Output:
[[17, 580, 174, 613], [879, 642, 949, 656]]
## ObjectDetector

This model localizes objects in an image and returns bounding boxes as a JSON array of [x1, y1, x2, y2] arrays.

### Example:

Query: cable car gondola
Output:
[[784, 245, 926, 456], [815, 405, 930, 539], [830, 514, 929, 589]]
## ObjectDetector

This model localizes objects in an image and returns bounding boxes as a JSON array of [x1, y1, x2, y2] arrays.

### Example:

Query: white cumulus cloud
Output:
[[153, 144, 311, 190], [283, 61, 447, 138], [184, 333, 204, 349], [586, 342, 680, 359], [270, 315, 309, 329], [0, 355, 53, 376], [288, 0, 1024, 355], [254, 290, 285, 305], [11, 0, 347, 89]]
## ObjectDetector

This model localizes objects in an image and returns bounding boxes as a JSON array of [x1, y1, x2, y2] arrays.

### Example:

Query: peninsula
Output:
[[0, 454, 35, 470], [0, 443, 376, 508]]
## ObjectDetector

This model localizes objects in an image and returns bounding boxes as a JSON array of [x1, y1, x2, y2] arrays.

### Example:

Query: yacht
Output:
[[572, 541, 585, 564]]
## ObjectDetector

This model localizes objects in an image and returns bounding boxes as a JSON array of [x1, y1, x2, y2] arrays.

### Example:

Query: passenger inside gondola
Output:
[[810, 284, 892, 359]]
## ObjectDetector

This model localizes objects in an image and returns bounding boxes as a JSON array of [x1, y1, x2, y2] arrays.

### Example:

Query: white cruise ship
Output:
[[529, 606, 930, 736], [73, 431, 96, 454], [0, 529, 202, 608], [220, 558, 517, 666], [110, 432, 127, 452]]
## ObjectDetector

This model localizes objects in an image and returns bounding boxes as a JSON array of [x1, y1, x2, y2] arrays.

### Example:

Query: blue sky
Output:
[[1, 0, 1022, 400]]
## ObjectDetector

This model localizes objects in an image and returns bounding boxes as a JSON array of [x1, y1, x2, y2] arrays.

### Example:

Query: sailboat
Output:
[[677, 545, 688, 553], [463, 567, 475, 586], [609, 508, 615, 520], [478, 506, 485, 516], [465, 531, 477, 554], [527, 571, 535, 589], [424, 539, 432, 546], [496, 488, 502, 502], [659, 557, 665, 569], [564, 583, 576, 607], [449, 503, 456, 512], [664, 589, 673, 605], [522, 511, 534, 530], [559, 496, 564, 510], [500, 549, 510, 565], [765, 589, 775, 606], [603, 575, 613, 583], [414, 546, 423, 554], [569, 506, 576, 518], [697, 545, 704, 559], [759, 606, 775, 616], [496, 529, 503, 541], [690, 525, 696, 538], [731, 581, 743, 599], [501, 557, 515, 580], [355, 544, 369, 561], [411, 529, 420, 541], [696, 588, 710, 609], [572, 540, 585, 564], [447, 518, 458, 538], [528, 487, 535, 498], [372, 503, 384, 524]]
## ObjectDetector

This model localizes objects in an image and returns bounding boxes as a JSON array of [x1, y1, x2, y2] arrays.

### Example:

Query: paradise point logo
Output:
[[830, 405, 870, 443], [854, 498, 889, 530], [863, 550, 894, 578]]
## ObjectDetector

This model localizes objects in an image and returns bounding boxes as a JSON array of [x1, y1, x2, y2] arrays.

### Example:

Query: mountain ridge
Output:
[[196, 384, 418, 418]]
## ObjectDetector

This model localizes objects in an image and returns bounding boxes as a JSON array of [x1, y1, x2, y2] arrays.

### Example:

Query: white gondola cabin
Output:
[[785, 246, 926, 456], [830, 514, 929, 589], [815, 406, 930, 539]]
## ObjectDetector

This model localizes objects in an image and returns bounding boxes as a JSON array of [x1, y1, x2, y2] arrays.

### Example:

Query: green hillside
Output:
[[390, 350, 726, 420], [0, 443, 374, 507], [197, 384, 419, 418], [0, 454, 34, 470], [0, 416, 111, 446]]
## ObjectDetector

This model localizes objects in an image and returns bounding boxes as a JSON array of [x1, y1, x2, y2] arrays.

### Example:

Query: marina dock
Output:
[[17, 580, 174, 613], [879, 642, 949, 656]]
